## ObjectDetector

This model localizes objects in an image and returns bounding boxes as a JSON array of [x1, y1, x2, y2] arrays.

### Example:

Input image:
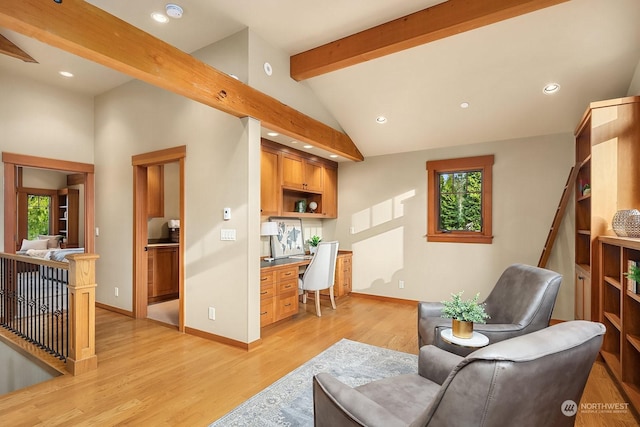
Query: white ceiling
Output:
[[1, 0, 639, 161]]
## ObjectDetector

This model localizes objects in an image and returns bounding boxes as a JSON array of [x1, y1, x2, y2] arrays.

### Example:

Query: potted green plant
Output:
[[441, 291, 489, 338], [307, 235, 322, 255]]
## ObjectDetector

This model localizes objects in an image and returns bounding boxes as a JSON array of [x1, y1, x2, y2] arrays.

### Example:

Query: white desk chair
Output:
[[298, 241, 339, 317]]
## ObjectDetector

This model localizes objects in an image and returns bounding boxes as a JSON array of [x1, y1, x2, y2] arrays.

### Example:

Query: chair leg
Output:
[[329, 286, 336, 310], [302, 291, 307, 304], [315, 290, 322, 317]]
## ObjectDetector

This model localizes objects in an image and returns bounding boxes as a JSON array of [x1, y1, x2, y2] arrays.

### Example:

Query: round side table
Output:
[[440, 328, 489, 348]]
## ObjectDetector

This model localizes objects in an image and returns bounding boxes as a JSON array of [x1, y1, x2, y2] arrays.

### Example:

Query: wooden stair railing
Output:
[[538, 165, 579, 268]]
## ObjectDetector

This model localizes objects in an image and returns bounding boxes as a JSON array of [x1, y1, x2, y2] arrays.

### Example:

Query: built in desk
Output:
[[259, 251, 352, 327]]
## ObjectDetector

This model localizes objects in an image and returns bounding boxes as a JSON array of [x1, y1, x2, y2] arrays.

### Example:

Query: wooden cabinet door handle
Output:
[[284, 303, 291, 307], [260, 291, 268, 295], [260, 311, 268, 315], [284, 272, 293, 276], [261, 277, 268, 281]]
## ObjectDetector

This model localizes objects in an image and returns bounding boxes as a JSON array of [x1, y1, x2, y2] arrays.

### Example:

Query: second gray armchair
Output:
[[314, 321, 604, 427], [418, 263, 562, 356]]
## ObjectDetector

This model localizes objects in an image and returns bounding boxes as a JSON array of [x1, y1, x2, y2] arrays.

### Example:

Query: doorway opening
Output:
[[132, 146, 186, 332]]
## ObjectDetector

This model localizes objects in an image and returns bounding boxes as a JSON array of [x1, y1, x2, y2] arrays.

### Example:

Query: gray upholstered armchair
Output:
[[313, 321, 605, 427], [418, 263, 562, 356]]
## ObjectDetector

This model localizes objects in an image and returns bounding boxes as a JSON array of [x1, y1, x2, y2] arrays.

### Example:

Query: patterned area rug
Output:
[[210, 339, 418, 427]]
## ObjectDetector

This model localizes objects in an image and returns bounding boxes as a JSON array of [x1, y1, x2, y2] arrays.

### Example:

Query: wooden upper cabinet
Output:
[[147, 165, 164, 218], [322, 166, 338, 217], [261, 139, 338, 218], [282, 152, 323, 192], [261, 147, 281, 216]]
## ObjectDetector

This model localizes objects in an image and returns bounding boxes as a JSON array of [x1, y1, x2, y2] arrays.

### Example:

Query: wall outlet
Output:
[[115, 287, 119, 297], [208, 307, 216, 320], [399, 280, 404, 289]]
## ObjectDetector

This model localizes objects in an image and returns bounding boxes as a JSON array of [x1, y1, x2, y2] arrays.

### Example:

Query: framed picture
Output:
[[269, 217, 305, 259]]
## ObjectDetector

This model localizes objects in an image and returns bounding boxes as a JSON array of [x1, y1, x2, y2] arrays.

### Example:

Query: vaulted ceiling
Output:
[[1, 0, 639, 161]]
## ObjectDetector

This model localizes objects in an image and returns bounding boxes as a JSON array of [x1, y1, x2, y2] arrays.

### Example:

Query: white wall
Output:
[[94, 79, 261, 342], [334, 133, 576, 320], [628, 57, 640, 96], [0, 72, 94, 250]]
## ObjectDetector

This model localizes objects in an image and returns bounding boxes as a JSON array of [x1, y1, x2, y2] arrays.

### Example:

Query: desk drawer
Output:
[[277, 267, 298, 282], [276, 293, 298, 320], [260, 283, 275, 299], [278, 279, 297, 295], [260, 297, 275, 327], [260, 271, 275, 286]]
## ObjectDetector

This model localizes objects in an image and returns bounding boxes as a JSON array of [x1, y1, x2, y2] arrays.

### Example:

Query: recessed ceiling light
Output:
[[151, 12, 169, 23], [329, 154, 339, 158], [304, 145, 313, 149], [165, 4, 184, 19], [376, 116, 387, 124], [59, 71, 74, 78], [290, 140, 298, 144], [267, 132, 279, 137], [460, 102, 470, 109], [543, 83, 561, 95]]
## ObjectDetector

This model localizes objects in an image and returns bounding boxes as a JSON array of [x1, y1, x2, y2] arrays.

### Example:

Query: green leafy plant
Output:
[[307, 235, 322, 247], [625, 264, 640, 283], [441, 291, 489, 323]]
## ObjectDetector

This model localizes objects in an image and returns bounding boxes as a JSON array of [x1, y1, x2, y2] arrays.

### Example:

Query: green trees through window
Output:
[[27, 195, 51, 239], [438, 171, 482, 232], [426, 155, 493, 244]]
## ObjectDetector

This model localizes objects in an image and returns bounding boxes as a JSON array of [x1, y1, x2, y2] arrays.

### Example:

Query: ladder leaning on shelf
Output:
[[538, 165, 579, 269]]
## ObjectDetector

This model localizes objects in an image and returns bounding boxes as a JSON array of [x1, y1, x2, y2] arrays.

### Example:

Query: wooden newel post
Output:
[[66, 253, 99, 375]]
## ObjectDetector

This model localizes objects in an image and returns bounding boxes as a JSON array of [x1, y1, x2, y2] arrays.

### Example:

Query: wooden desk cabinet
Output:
[[333, 252, 352, 297], [260, 265, 299, 327]]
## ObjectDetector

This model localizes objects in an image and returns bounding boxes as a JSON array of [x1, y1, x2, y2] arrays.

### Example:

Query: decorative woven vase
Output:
[[612, 209, 640, 237], [452, 319, 473, 339], [625, 214, 640, 238]]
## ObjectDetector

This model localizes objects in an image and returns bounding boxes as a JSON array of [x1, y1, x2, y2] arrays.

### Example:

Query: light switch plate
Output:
[[221, 229, 236, 241]]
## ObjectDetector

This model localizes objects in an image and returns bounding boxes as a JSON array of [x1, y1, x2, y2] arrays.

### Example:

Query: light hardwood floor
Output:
[[0, 296, 637, 426]]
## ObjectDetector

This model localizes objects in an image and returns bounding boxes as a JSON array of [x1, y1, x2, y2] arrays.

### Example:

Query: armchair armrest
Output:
[[471, 323, 527, 342], [418, 345, 463, 385], [313, 373, 407, 427]]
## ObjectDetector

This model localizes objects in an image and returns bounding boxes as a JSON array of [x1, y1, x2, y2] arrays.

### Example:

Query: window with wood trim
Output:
[[426, 155, 494, 244]]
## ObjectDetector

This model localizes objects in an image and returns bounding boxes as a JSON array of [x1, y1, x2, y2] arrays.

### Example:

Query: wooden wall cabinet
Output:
[[147, 165, 164, 218], [282, 152, 323, 192], [598, 236, 640, 414], [260, 146, 281, 217], [261, 139, 338, 218], [147, 245, 179, 304], [56, 188, 79, 248], [574, 96, 640, 321]]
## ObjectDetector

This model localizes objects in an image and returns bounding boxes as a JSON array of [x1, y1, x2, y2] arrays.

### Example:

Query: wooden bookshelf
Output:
[[599, 236, 640, 414]]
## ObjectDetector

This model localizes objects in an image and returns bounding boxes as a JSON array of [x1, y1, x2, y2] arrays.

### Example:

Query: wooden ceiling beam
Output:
[[0, 0, 363, 161], [290, 0, 569, 81], [0, 33, 37, 63]]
